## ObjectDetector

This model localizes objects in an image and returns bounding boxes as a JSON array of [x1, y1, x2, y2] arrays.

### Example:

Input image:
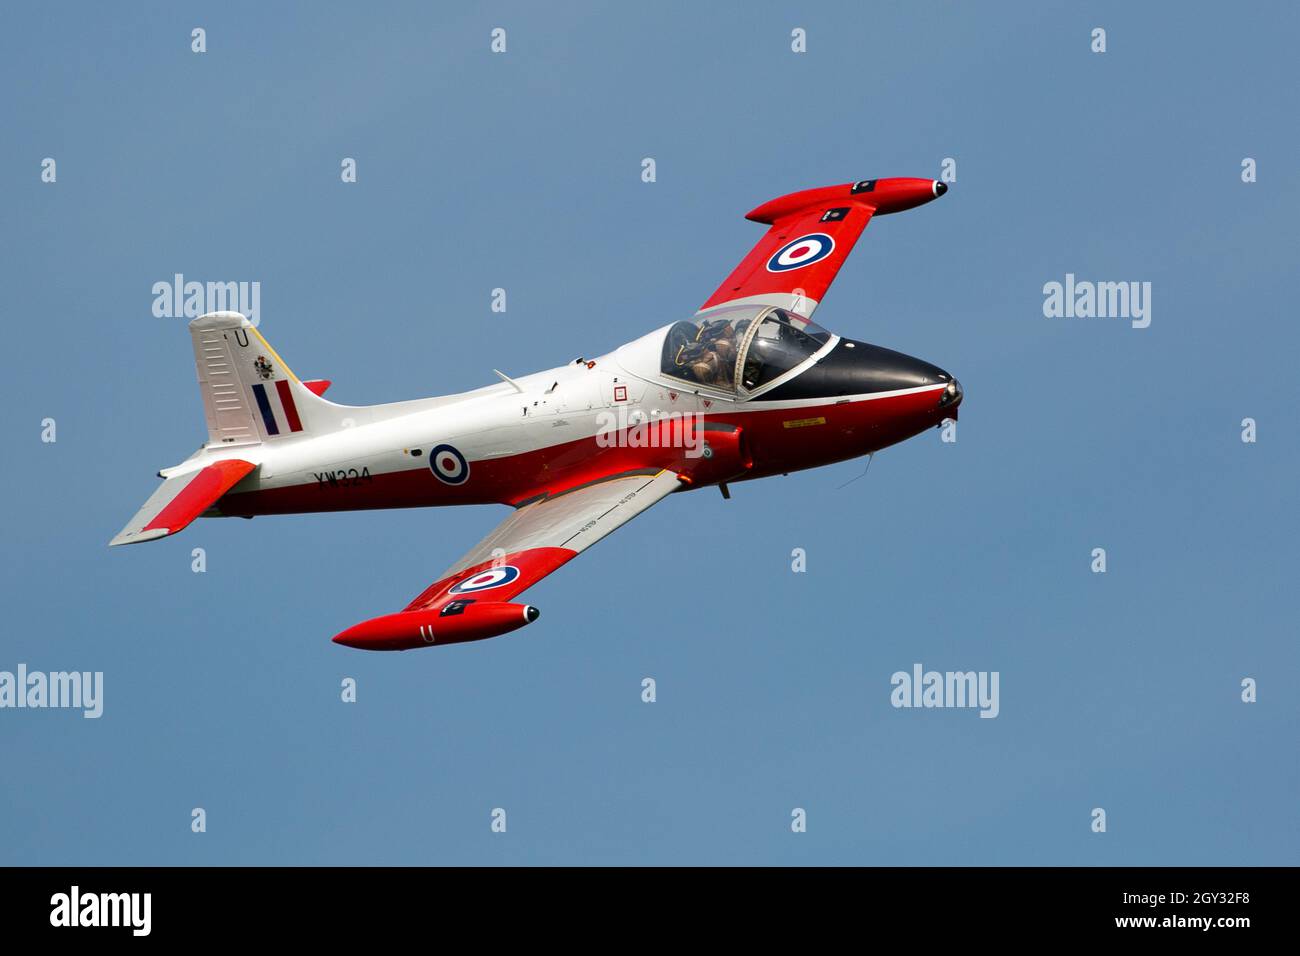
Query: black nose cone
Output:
[[750, 338, 954, 402], [933, 180, 948, 197], [839, 340, 950, 393]]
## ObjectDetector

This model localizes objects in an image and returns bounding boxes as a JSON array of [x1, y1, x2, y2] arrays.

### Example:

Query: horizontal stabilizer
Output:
[[109, 459, 256, 546]]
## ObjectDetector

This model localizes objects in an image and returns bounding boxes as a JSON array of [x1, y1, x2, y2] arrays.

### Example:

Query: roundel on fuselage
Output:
[[429, 443, 470, 485]]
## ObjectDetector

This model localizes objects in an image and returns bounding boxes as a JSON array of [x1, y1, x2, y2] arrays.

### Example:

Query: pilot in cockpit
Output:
[[663, 306, 831, 394], [675, 317, 749, 389]]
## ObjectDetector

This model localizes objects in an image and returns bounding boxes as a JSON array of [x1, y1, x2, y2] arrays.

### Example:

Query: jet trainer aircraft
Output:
[[112, 177, 961, 650]]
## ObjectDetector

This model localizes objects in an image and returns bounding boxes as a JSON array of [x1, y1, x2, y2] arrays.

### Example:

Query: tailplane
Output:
[[109, 458, 256, 546], [113, 312, 445, 547]]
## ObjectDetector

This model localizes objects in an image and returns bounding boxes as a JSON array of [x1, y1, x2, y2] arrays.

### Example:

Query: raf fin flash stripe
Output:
[[252, 383, 279, 435], [275, 379, 303, 432]]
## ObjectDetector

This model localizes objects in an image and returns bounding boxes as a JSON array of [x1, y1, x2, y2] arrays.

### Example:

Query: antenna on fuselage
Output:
[[837, 453, 874, 490], [493, 369, 526, 394]]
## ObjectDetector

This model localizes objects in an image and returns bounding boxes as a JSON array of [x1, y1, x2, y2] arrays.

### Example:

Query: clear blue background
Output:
[[2, 1, 1295, 865]]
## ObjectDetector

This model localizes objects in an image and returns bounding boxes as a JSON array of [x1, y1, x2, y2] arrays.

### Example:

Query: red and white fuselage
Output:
[[210, 320, 959, 519], [112, 177, 961, 650]]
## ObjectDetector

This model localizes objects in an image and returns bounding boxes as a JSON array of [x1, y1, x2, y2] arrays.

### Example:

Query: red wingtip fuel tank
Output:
[[745, 177, 946, 223], [332, 601, 540, 651]]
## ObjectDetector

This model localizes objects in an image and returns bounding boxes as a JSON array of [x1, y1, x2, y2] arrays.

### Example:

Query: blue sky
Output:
[[2, 1, 1296, 865]]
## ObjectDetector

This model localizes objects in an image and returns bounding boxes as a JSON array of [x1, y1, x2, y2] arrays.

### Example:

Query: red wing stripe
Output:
[[143, 459, 256, 534], [404, 547, 575, 612], [275, 379, 303, 432]]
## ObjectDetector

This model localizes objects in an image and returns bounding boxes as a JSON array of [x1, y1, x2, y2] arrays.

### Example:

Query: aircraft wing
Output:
[[333, 469, 683, 649], [109, 459, 256, 546], [700, 177, 946, 319]]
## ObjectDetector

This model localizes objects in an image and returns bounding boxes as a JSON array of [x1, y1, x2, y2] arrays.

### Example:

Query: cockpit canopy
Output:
[[659, 305, 832, 395]]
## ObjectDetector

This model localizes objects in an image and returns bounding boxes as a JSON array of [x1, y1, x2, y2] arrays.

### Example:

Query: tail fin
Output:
[[190, 311, 341, 446]]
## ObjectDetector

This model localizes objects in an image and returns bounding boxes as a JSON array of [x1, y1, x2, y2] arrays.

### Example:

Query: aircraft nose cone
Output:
[[749, 338, 957, 406], [939, 376, 963, 411], [825, 340, 951, 395], [850, 343, 950, 393], [932, 180, 948, 197]]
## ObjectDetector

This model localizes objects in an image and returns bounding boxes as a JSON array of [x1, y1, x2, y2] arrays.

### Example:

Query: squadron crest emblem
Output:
[[254, 355, 274, 380]]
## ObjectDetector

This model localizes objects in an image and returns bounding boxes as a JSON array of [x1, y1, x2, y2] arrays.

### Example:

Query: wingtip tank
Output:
[[332, 601, 539, 651]]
